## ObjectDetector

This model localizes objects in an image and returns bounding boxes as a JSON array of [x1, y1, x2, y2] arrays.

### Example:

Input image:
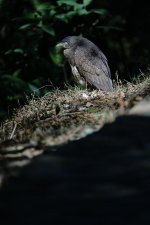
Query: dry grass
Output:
[[0, 74, 150, 147]]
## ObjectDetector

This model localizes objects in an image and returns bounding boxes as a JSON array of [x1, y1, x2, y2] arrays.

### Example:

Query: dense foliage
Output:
[[0, 0, 149, 120]]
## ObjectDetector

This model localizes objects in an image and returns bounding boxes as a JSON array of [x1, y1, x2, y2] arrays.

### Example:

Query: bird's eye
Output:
[[63, 42, 70, 48]]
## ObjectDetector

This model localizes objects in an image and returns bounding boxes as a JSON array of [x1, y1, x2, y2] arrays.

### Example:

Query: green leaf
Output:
[[49, 9, 56, 17], [14, 49, 24, 54], [12, 69, 22, 77], [28, 83, 40, 95], [26, 11, 41, 19], [4, 50, 12, 55], [83, 0, 92, 7], [55, 14, 69, 23], [65, 11, 76, 19], [35, 2, 52, 11], [57, 0, 79, 7], [50, 49, 64, 66], [0, 74, 11, 80], [5, 49, 24, 55], [41, 25, 55, 36], [90, 8, 109, 16], [77, 8, 89, 16], [19, 24, 31, 30]]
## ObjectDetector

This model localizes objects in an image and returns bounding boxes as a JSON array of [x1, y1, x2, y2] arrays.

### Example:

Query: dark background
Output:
[[0, 0, 150, 120]]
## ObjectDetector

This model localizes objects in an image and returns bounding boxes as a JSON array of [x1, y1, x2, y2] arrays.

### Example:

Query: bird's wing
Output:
[[74, 46, 113, 91]]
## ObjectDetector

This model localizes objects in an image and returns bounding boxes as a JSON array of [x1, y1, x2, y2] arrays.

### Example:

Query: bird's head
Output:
[[56, 36, 79, 49]]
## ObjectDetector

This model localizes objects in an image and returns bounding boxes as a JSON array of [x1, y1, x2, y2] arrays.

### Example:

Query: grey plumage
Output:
[[56, 36, 113, 91]]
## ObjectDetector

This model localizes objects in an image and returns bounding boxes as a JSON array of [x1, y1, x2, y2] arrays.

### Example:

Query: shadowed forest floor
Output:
[[1, 86, 150, 225], [0, 75, 150, 225]]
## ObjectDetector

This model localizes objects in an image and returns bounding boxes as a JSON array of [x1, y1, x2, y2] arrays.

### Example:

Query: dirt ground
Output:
[[0, 75, 150, 185]]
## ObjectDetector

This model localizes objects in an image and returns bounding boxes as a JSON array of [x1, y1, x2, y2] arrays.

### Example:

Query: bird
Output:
[[56, 36, 113, 91]]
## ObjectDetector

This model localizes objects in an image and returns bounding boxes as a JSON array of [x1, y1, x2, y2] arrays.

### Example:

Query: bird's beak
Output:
[[56, 42, 65, 49]]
